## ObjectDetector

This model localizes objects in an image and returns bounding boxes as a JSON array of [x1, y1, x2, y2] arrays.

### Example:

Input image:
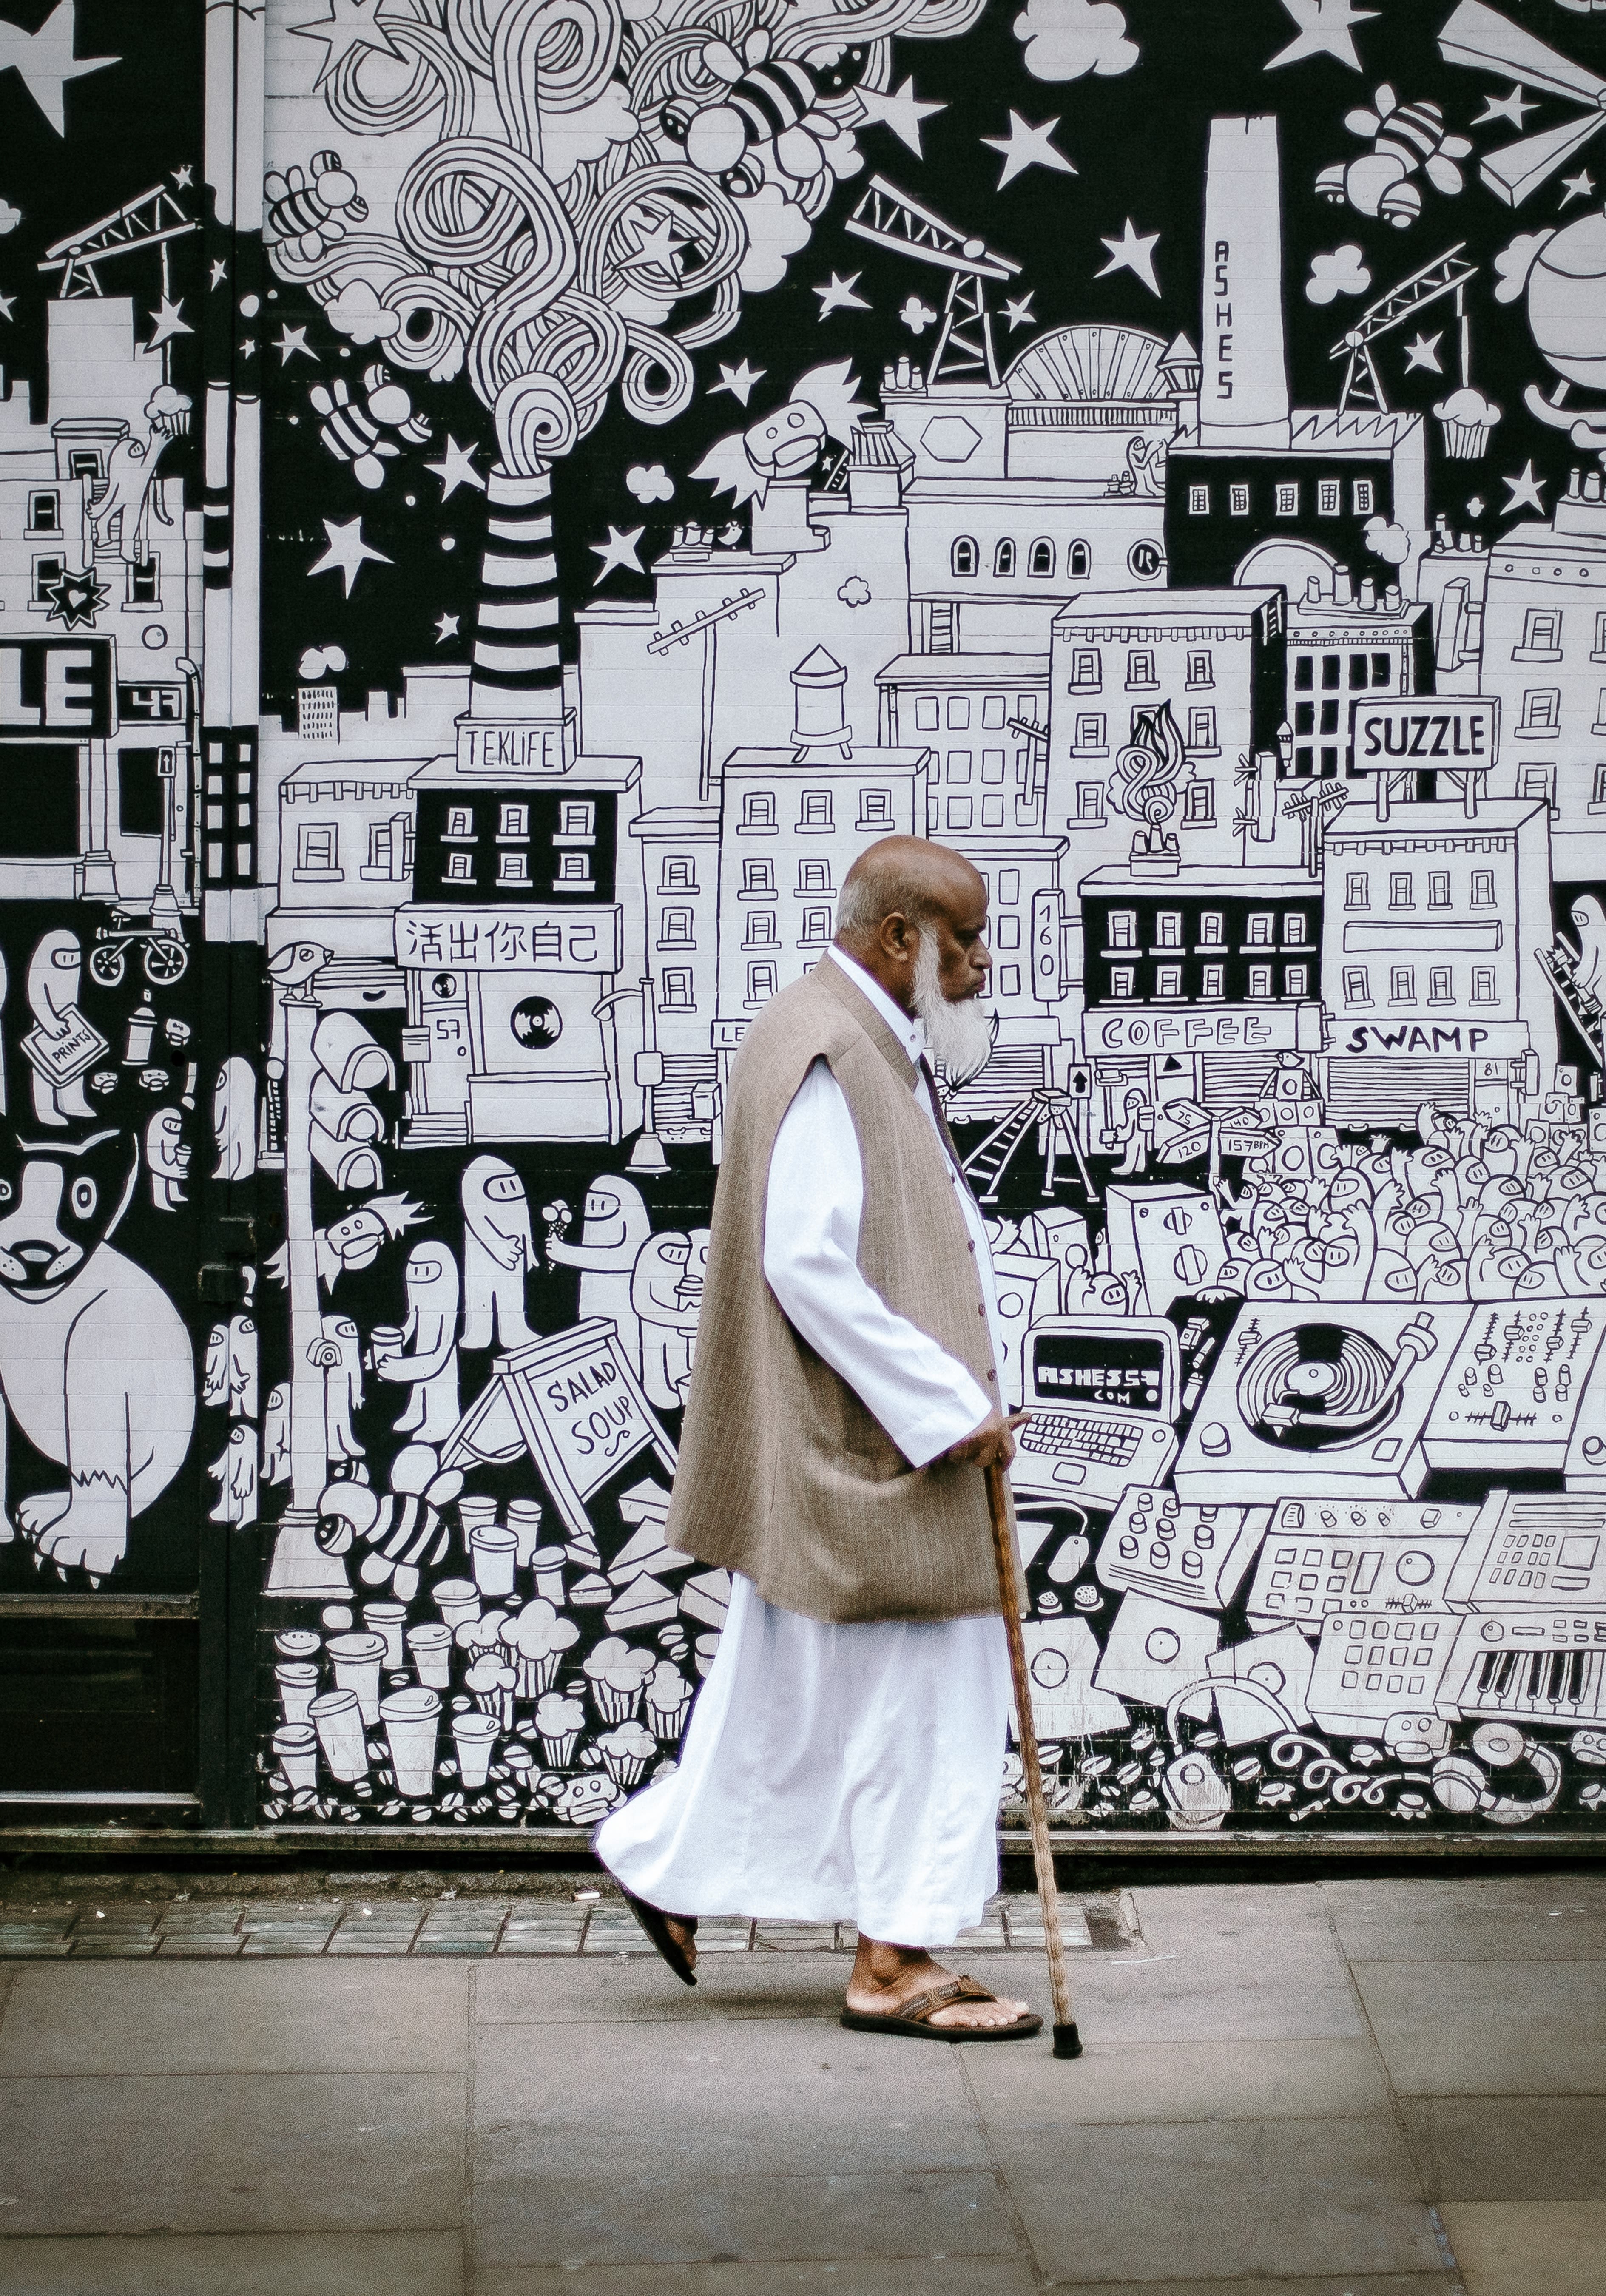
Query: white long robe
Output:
[[596, 954, 1011, 1947]]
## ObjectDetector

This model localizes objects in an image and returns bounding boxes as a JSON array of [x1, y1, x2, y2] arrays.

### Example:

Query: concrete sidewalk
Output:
[[0, 1873, 1601, 2295]]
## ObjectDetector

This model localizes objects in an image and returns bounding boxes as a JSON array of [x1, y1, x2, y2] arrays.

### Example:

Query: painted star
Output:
[[813, 271, 870, 319], [1265, 0, 1376, 72], [308, 514, 391, 597], [289, 0, 402, 84], [1473, 85, 1534, 131], [591, 524, 646, 583], [273, 323, 316, 365], [238, 336, 257, 358], [434, 611, 460, 645], [0, 0, 118, 134], [210, 257, 228, 290], [1403, 330, 1443, 375], [1561, 167, 1595, 212], [145, 296, 192, 351], [625, 213, 686, 272], [1095, 218, 1162, 297], [856, 74, 944, 157], [1003, 293, 1036, 332], [424, 435, 484, 501], [983, 111, 1076, 191], [711, 357, 765, 406], [1502, 462, 1547, 517], [40, 565, 108, 629], [0, 291, 14, 321], [172, 162, 193, 187]]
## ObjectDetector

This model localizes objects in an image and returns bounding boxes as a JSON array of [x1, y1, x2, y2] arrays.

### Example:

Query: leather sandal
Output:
[[616, 1885, 699, 1986], [840, 1974, 1043, 2042]]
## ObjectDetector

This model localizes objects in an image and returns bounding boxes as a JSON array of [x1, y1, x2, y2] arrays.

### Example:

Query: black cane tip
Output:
[[1052, 2022, 1083, 2060]]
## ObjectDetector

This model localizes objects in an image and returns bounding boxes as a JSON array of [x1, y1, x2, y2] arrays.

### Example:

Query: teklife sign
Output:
[[1349, 698, 1500, 770], [394, 905, 623, 972], [0, 639, 115, 739]]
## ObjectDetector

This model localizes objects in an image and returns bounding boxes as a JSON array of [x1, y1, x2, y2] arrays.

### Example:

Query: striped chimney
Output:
[[470, 460, 563, 716]]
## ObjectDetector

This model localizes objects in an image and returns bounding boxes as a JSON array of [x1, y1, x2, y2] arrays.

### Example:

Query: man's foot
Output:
[[845, 1938, 1033, 2032], [663, 1914, 697, 1976]]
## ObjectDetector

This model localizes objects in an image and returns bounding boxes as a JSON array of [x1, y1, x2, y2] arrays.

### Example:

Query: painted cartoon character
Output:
[[264, 150, 367, 260], [376, 1242, 461, 1441], [145, 1106, 189, 1209], [545, 1176, 652, 1364], [661, 29, 867, 198], [25, 932, 96, 1128], [0, 1129, 195, 1580], [1316, 86, 1471, 226], [310, 365, 430, 492], [460, 1155, 535, 1351]]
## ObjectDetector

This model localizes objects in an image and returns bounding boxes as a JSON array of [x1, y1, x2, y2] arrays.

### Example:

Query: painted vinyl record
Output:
[[1236, 1323, 1403, 1455]]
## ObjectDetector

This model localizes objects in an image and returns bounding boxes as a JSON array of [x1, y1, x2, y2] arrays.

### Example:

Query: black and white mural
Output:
[[8, 0, 1606, 1833]]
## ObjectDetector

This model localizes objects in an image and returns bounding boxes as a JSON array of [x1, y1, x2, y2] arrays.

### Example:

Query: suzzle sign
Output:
[[1349, 697, 1499, 770]]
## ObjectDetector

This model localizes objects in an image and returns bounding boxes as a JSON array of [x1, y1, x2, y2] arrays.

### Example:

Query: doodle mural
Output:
[[8, 0, 1606, 1835]]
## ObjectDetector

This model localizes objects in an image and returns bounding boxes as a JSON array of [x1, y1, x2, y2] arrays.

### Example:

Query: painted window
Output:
[[993, 538, 1015, 577], [951, 536, 978, 577]]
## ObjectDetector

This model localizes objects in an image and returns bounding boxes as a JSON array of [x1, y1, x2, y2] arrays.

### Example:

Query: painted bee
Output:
[[1316, 86, 1472, 228], [661, 29, 868, 200], [264, 150, 368, 261], [310, 365, 429, 491]]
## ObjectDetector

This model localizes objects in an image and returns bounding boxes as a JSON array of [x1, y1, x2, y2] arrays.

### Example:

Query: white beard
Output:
[[912, 936, 995, 1086]]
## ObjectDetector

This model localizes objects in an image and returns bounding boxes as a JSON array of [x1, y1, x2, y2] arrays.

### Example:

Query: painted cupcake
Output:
[[584, 1636, 657, 1723], [643, 1659, 693, 1742], [534, 1691, 584, 1767], [595, 1719, 657, 1790]]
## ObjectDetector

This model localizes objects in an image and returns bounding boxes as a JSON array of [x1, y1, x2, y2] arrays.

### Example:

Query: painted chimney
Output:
[[1199, 116, 1290, 450], [469, 460, 564, 719]]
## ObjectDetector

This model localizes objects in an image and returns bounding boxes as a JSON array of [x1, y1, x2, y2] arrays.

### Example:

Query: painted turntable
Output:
[[1174, 1303, 1474, 1503]]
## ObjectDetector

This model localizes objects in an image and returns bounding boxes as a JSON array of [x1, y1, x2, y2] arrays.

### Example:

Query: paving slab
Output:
[[471, 2168, 1020, 2272], [472, 2018, 992, 2180], [1438, 2199, 1606, 2296], [1402, 2094, 1606, 2202], [1349, 1957, 1606, 2097], [964, 2034, 1394, 2127], [472, 1953, 860, 2026], [474, 2263, 1040, 2296], [0, 2072, 465, 2235], [0, 1961, 469, 2076], [1001, 2116, 1445, 2285], [0, 2231, 464, 2295], [1323, 1877, 1606, 1963]]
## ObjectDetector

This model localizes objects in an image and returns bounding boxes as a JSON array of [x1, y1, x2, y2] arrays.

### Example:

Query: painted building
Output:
[[395, 708, 647, 1146], [0, 302, 201, 908], [1046, 588, 1289, 869], [1285, 579, 1435, 785], [1078, 858, 1324, 1133], [629, 803, 721, 1142], [1476, 465, 1606, 877], [1320, 794, 1558, 1127]]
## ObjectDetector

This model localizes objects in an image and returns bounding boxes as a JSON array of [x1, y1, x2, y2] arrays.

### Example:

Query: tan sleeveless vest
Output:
[[667, 953, 1012, 1624]]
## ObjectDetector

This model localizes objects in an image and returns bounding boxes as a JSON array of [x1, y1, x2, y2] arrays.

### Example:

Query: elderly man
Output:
[[597, 837, 1036, 2040]]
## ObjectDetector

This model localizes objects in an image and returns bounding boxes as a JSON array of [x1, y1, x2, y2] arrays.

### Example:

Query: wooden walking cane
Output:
[[985, 1458, 1082, 2059]]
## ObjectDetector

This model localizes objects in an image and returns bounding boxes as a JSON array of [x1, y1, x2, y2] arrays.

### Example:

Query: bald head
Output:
[[835, 836, 984, 946], [833, 835, 990, 1020]]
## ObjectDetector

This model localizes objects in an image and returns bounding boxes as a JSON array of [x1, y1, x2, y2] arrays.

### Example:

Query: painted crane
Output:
[[38, 182, 200, 301], [1331, 243, 1478, 415], [843, 176, 1021, 389]]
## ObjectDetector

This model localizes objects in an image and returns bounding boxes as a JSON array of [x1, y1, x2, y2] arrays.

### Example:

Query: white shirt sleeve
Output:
[[762, 1056, 993, 1469]]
